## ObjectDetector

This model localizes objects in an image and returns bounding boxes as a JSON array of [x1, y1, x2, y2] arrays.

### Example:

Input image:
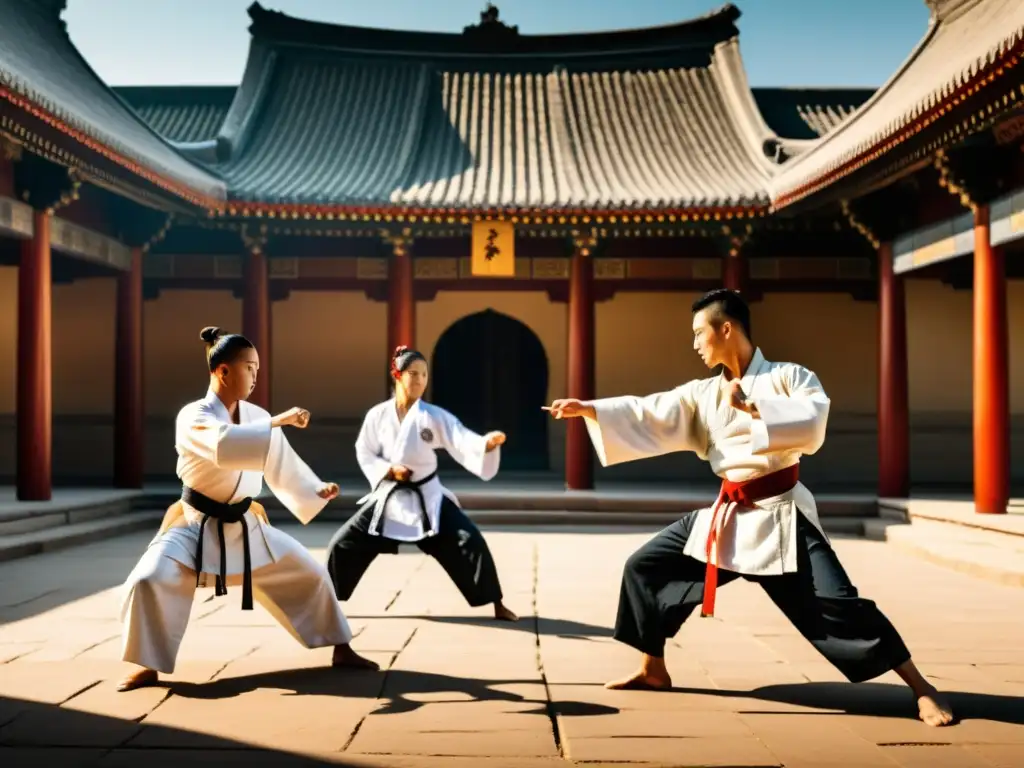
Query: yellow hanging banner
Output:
[[470, 220, 515, 277]]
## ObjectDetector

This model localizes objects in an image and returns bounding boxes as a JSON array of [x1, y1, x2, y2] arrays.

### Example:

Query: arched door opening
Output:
[[430, 309, 549, 472]]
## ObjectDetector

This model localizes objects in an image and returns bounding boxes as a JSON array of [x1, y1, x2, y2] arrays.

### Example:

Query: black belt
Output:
[[182, 485, 254, 611], [364, 470, 437, 537]]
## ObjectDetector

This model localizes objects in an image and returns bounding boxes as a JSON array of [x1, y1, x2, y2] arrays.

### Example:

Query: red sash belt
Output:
[[701, 463, 799, 618]]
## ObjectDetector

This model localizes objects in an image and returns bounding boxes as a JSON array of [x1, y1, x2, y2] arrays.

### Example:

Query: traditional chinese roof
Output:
[[114, 86, 236, 145], [207, 2, 784, 216], [0, 0, 225, 207], [752, 88, 874, 140], [126, 83, 871, 152], [771, 0, 1024, 208]]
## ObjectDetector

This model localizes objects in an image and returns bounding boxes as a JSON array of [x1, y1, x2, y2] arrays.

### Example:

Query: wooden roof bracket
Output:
[[839, 199, 881, 250]]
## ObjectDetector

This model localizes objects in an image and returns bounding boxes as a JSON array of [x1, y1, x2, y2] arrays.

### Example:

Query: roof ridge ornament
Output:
[[463, 3, 519, 39]]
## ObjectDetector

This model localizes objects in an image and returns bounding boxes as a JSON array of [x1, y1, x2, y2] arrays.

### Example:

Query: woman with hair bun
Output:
[[116, 326, 377, 692], [326, 345, 517, 622]]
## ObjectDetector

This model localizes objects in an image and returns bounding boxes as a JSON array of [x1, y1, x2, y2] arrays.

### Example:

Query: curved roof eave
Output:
[[769, 0, 1024, 208], [0, 0, 226, 207]]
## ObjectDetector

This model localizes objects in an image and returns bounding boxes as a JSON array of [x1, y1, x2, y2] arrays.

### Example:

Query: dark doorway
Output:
[[430, 309, 549, 472]]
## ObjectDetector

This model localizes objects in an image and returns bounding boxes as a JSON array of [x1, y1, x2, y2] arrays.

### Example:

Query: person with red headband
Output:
[[325, 345, 518, 622], [544, 289, 953, 727]]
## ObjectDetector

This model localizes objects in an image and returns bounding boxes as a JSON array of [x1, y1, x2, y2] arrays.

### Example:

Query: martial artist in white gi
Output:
[[117, 327, 377, 692], [326, 346, 518, 622], [545, 289, 954, 727]]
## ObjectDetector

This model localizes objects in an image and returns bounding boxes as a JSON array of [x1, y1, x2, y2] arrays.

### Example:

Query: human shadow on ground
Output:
[[345, 614, 614, 641], [586, 681, 1024, 725], [166, 666, 619, 718], [0, 694, 367, 767]]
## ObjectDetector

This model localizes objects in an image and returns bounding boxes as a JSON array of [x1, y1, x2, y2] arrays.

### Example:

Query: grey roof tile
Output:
[[114, 86, 235, 144], [215, 4, 779, 212]]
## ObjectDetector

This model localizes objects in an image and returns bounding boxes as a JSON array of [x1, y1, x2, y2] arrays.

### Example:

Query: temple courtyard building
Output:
[[1, 0, 1023, 514]]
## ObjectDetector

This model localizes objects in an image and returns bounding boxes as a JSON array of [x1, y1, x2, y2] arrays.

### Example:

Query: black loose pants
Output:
[[615, 510, 911, 683], [326, 497, 503, 608]]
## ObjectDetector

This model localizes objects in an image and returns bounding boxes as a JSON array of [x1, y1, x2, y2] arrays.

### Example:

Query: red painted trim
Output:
[[221, 202, 770, 222], [0, 86, 223, 210]]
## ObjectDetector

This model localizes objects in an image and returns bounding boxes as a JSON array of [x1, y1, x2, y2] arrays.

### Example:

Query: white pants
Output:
[[120, 536, 354, 674]]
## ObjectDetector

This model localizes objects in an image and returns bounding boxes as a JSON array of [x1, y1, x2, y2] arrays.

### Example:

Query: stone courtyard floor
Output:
[[0, 522, 1021, 767]]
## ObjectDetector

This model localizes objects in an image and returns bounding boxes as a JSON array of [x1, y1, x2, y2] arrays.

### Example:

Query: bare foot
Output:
[[116, 667, 158, 692], [332, 644, 380, 670], [604, 668, 672, 691], [493, 601, 518, 622], [918, 687, 955, 727]]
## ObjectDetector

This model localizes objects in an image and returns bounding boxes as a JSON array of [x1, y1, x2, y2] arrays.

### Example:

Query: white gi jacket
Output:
[[355, 398, 500, 542], [584, 348, 830, 576]]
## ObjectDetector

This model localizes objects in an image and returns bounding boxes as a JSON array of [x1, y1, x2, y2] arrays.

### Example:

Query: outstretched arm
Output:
[[748, 365, 830, 455], [564, 383, 705, 467], [434, 409, 501, 481], [263, 427, 331, 524]]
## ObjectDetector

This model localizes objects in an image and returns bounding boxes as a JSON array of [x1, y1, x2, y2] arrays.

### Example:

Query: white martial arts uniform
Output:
[[119, 389, 353, 674], [355, 398, 500, 542], [584, 347, 831, 577]]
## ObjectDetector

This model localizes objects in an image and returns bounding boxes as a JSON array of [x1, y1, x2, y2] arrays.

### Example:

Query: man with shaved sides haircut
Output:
[[545, 288, 954, 727]]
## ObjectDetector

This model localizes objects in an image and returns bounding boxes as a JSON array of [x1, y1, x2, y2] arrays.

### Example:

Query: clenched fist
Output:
[[316, 482, 339, 500], [387, 465, 411, 482], [484, 431, 506, 452], [272, 407, 311, 429]]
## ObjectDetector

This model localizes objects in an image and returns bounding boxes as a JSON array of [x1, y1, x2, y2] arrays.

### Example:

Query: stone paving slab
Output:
[[0, 522, 1022, 767], [865, 517, 1024, 587], [880, 498, 1024, 536]]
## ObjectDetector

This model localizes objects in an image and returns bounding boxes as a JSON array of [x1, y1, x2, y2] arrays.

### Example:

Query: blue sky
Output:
[[65, 0, 931, 88]]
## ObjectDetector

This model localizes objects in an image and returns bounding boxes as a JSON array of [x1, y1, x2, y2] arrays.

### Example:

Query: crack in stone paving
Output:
[[0, 588, 63, 609], [130, 644, 261, 729], [208, 645, 260, 682], [383, 556, 429, 612], [532, 541, 565, 759], [0, 648, 39, 665], [341, 625, 419, 752], [71, 634, 121, 659], [0, 678, 108, 732]]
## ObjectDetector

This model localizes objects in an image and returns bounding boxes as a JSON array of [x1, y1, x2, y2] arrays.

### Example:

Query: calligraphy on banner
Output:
[[471, 220, 515, 276]]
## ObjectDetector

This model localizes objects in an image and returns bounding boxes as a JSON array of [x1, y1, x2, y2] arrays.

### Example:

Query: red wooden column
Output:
[[387, 240, 415, 353], [385, 239, 415, 396], [114, 247, 144, 488], [17, 210, 52, 500], [972, 204, 1009, 514], [877, 242, 909, 498], [566, 244, 595, 490], [243, 249, 271, 411], [723, 253, 744, 293]]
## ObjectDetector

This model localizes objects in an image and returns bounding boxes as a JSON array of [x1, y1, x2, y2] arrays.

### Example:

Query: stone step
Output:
[[278, 508, 868, 532], [863, 517, 1024, 587], [140, 488, 878, 517], [0, 506, 869, 563], [0, 510, 164, 563], [0, 491, 139, 536]]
